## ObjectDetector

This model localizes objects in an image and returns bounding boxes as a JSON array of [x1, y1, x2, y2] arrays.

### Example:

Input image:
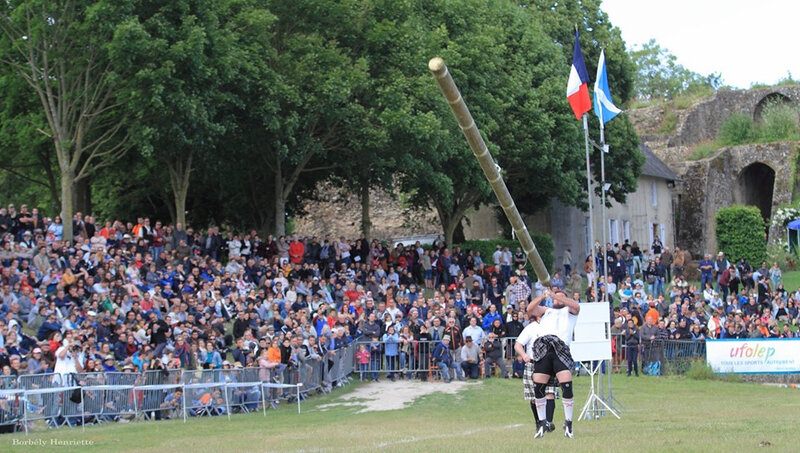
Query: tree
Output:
[[519, 0, 643, 209], [630, 39, 721, 101], [0, 73, 59, 209], [110, 0, 263, 227], [0, 0, 133, 241], [377, 0, 608, 245], [246, 1, 369, 235]]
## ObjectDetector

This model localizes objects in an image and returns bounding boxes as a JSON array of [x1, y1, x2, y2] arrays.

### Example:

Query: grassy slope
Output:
[[3, 375, 797, 453]]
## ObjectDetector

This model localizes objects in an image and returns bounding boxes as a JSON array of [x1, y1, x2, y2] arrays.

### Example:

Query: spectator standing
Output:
[[623, 319, 640, 377]]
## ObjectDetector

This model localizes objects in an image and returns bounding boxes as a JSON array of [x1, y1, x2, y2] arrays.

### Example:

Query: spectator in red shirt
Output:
[[289, 235, 305, 264]]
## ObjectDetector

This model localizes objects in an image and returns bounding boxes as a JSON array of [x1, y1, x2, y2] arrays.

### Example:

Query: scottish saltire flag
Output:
[[593, 50, 622, 124], [566, 30, 591, 120]]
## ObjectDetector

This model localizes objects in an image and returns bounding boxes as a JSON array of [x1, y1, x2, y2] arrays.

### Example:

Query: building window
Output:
[[584, 216, 591, 256], [609, 219, 619, 247], [623, 220, 631, 243], [651, 181, 658, 207]]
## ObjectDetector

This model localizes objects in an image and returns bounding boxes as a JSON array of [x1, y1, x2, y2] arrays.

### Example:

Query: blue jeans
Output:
[[370, 358, 380, 381], [386, 355, 398, 379], [399, 352, 412, 379], [627, 345, 639, 375], [461, 361, 480, 379], [654, 278, 664, 296], [701, 273, 712, 291], [359, 364, 368, 380], [632, 257, 642, 275], [436, 361, 452, 382]]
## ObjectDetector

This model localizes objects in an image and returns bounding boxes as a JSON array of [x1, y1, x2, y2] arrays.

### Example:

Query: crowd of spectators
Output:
[[0, 206, 565, 388], [587, 238, 799, 375], [1, 204, 798, 389]]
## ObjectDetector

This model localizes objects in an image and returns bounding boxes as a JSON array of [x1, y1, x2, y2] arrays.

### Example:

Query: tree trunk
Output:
[[166, 152, 192, 229], [360, 183, 371, 241], [174, 188, 187, 228], [443, 216, 459, 249], [274, 155, 285, 235], [274, 194, 286, 236], [60, 170, 74, 243], [74, 178, 91, 214]]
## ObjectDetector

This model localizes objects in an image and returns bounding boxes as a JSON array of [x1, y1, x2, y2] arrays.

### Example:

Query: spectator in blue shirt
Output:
[[382, 325, 399, 381]]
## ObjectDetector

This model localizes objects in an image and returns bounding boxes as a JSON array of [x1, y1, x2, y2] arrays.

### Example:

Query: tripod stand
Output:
[[578, 361, 620, 421]]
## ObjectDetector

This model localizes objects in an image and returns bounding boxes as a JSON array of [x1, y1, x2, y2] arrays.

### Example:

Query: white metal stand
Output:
[[578, 361, 620, 421]]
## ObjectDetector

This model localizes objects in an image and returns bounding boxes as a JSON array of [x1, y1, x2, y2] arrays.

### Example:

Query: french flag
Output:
[[566, 30, 591, 121]]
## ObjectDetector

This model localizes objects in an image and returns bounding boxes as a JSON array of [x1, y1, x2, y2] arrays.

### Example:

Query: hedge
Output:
[[455, 233, 554, 275], [715, 205, 766, 264]]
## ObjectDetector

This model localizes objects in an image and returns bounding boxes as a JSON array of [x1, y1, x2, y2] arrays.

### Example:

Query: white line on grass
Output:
[[373, 423, 526, 448]]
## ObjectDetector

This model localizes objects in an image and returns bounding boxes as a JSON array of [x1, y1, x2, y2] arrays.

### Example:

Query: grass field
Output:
[[2, 374, 797, 453]]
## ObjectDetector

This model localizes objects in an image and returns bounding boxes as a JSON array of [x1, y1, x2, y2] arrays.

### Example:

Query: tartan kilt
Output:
[[523, 362, 559, 401]]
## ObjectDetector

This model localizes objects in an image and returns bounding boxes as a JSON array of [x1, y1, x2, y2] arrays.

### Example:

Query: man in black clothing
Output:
[[148, 311, 170, 358]]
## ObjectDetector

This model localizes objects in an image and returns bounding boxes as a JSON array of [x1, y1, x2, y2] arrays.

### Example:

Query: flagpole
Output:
[[600, 124, 608, 304], [599, 122, 622, 412], [583, 114, 598, 302]]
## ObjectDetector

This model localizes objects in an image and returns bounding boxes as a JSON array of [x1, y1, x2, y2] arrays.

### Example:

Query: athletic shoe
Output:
[[546, 421, 556, 432], [534, 421, 546, 439], [564, 420, 574, 438]]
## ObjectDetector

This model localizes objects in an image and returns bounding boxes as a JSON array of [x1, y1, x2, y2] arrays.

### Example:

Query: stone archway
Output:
[[735, 162, 776, 237], [753, 92, 794, 123]]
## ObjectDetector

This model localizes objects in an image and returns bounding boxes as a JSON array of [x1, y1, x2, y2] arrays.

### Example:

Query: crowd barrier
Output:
[[611, 334, 706, 375], [0, 355, 328, 434], [0, 335, 715, 434], [350, 338, 516, 380]]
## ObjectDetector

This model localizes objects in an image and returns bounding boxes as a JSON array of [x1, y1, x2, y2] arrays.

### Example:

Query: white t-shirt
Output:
[[54, 345, 79, 377], [515, 321, 543, 357], [537, 307, 579, 347]]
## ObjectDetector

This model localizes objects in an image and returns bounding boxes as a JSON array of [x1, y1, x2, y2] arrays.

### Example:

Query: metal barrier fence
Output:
[[0, 335, 714, 434], [351, 338, 516, 380], [1, 344, 358, 434], [611, 334, 706, 375]]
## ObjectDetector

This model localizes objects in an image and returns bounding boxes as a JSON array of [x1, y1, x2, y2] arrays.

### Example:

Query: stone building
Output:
[[649, 86, 800, 257]]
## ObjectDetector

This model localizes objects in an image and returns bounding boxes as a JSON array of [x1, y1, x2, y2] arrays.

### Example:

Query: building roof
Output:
[[639, 144, 678, 182]]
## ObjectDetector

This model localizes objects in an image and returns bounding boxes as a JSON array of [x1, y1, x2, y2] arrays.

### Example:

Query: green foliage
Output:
[[630, 39, 721, 101], [455, 234, 554, 274], [659, 110, 678, 134], [715, 205, 766, 264], [685, 360, 716, 380], [719, 113, 757, 145], [766, 242, 796, 271], [685, 360, 741, 382], [716, 103, 798, 149], [759, 101, 800, 142]]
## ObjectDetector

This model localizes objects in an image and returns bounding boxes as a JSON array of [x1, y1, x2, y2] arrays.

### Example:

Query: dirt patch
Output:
[[319, 380, 479, 413]]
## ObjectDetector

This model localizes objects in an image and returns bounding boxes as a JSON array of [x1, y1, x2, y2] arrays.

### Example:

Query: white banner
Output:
[[706, 339, 800, 374], [571, 302, 612, 361]]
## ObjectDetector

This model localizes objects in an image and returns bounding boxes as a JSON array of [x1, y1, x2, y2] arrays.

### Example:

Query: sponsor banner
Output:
[[706, 339, 800, 374]]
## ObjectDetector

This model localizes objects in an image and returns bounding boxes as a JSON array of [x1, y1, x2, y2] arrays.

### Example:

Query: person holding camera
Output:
[[54, 332, 84, 384]]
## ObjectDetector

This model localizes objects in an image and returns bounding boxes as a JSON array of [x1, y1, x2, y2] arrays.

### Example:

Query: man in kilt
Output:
[[517, 288, 580, 439], [515, 299, 559, 433]]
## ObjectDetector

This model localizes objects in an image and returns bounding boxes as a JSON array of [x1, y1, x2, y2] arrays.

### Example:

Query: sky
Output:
[[601, 0, 800, 89]]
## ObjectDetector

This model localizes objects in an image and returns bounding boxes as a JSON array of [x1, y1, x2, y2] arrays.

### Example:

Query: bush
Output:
[[687, 141, 718, 160], [685, 360, 716, 380], [685, 360, 741, 382], [455, 233, 554, 276], [715, 205, 766, 264], [759, 101, 800, 142], [718, 113, 756, 145]]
